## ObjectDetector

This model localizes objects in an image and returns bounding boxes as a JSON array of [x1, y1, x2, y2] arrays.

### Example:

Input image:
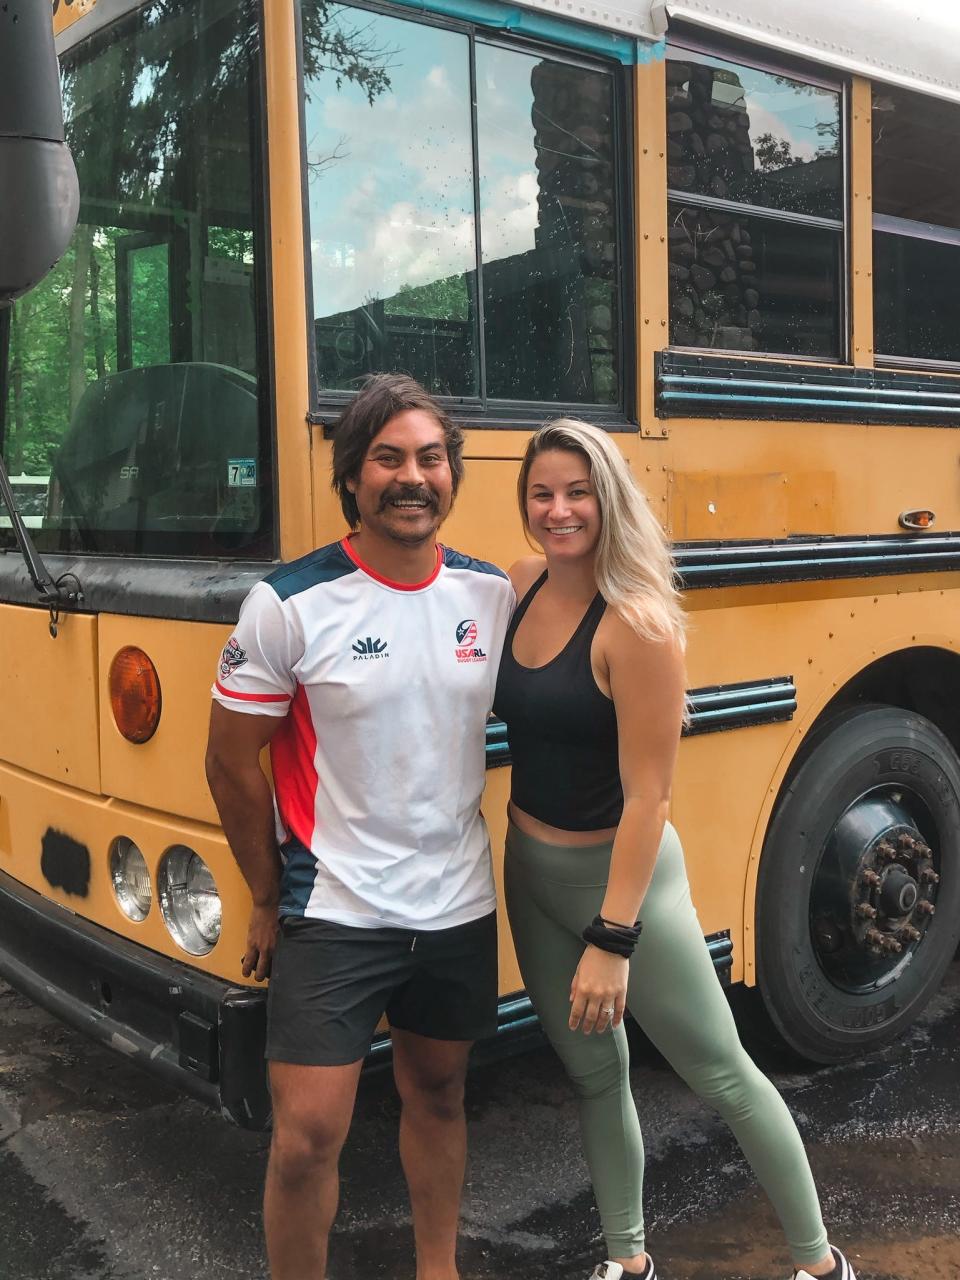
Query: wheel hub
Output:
[[810, 791, 940, 990]]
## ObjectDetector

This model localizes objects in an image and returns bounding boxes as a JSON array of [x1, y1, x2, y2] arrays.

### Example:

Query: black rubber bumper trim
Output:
[[0, 553, 274, 624], [675, 532, 960, 589], [0, 869, 269, 1128], [657, 350, 960, 426], [684, 677, 797, 735]]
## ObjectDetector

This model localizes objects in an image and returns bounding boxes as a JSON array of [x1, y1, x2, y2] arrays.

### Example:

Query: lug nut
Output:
[[865, 927, 884, 946], [856, 903, 878, 919], [875, 841, 896, 861], [901, 925, 921, 942], [897, 833, 917, 853], [861, 870, 881, 888], [916, 900, 936, 916], [919, 868, 940, 885]]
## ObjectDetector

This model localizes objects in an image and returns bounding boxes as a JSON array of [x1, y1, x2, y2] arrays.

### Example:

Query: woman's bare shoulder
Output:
[[507, 555, 546, 597], [601, 607, 686, 675]]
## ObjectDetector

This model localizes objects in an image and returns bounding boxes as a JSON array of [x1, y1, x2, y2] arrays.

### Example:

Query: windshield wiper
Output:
[[0, 304, 83, 637]]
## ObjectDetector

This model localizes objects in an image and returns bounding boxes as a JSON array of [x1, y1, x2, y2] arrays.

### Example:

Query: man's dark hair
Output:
[[331, 373, 465, 528]]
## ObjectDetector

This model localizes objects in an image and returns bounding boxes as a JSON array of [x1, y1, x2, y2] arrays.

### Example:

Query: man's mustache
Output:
[[377, 487, 439, 513]]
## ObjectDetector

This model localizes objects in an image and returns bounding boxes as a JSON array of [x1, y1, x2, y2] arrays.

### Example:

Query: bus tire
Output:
[[756, 705, 960, 1063]]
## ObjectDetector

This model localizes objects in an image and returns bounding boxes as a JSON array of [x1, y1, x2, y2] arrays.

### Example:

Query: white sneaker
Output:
[[794, 1245, 857, 1280], [588, 1258, 657, 1280]]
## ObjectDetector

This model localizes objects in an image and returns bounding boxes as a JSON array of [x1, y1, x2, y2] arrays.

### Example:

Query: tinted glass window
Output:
[[665, 47, 844, 359], [302, 3, 621, 407], [872, 86, 960, 364], [304, 12, 479, 397], [476, 44, 618, 404], [667, 51, 841, 219], [873, 87, 960, 230], [874, 232, 960, 363], [668, 203, 840, 356], [1, 0, 268, 558]]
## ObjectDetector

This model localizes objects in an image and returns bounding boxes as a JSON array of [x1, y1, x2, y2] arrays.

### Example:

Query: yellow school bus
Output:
[[2, 0, 959, 1124]]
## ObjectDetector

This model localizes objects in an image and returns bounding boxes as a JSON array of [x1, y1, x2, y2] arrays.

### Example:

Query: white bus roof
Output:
[[524, 0, 960, 103]]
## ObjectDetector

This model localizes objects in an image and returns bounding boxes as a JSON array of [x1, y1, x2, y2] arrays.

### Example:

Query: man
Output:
[[205, 373, 514, 1280]]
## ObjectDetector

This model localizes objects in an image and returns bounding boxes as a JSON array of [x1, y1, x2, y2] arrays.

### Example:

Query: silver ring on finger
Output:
[[602, 1005, 615, 1016]]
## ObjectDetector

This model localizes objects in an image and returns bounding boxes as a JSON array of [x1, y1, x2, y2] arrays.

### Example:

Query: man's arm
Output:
[[206, 702, 284, 981]]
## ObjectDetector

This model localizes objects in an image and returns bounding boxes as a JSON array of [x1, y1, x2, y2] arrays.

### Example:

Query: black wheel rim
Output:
[[809, 785, 941, 994]]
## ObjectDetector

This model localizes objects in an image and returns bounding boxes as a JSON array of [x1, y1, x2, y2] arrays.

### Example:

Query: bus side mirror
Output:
[[0, 4, 79, 302]]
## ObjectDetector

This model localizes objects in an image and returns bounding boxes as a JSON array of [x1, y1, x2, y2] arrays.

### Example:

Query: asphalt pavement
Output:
[[0, 963, 958, 1280]]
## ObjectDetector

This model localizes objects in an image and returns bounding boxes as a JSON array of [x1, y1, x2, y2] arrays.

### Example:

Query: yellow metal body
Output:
[[10, 6, 956, 1011]]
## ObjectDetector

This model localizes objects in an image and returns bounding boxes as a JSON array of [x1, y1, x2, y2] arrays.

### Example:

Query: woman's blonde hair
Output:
[[517, 419, 687, 649]]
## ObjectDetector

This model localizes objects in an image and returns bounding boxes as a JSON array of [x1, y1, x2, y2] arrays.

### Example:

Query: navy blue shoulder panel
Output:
[[442, 546, 509, 580], [264, 541, 356, 602]]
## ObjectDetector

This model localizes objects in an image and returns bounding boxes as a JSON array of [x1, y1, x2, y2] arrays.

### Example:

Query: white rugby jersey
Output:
[[212, 537, 515, 930]]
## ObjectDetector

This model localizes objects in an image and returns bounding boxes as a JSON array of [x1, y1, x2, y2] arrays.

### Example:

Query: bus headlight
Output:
[[158, 846, 222, 955], [109, 836, 152, 921]]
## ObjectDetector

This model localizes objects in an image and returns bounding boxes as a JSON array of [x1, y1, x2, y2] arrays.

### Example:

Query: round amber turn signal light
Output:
[[109, 646, 162, 744]]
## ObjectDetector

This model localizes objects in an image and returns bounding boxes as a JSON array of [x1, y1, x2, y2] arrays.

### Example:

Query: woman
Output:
[[493, 420, 856, 1280]]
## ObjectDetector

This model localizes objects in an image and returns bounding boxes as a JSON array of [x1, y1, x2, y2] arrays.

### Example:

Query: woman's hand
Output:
[[569, 945, 629, 1034]]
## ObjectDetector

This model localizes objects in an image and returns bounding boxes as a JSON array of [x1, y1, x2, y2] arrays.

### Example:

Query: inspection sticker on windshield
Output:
[[228, 458, 257, 488]]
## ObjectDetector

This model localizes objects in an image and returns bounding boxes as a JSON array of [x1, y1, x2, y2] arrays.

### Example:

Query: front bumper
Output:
[[0, 868, 270, 1128]]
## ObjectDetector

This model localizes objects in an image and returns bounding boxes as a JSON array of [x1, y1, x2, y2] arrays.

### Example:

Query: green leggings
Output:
[[504, 819, 830, 1266]]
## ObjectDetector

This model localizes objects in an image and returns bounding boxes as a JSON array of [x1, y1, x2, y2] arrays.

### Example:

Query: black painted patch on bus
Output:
[[40, 828, 91, 898]]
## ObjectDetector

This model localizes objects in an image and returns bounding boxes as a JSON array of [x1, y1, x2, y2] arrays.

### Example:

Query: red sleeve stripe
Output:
[[215, 679, 291, 703]]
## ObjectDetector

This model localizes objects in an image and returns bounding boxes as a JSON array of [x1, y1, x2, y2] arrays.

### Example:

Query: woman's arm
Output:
[[569, 618, 686, 1034], [601, 620, 686, 925]]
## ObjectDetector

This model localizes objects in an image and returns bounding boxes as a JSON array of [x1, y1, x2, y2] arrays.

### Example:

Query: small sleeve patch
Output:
[[219, 635, 248, 680]]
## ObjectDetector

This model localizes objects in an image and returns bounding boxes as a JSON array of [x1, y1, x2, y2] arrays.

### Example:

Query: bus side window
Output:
[[664, 48, 844, 360], [872, 87, 960, 365], [1, 0, 270, 559], [302, 3, 622, 411]]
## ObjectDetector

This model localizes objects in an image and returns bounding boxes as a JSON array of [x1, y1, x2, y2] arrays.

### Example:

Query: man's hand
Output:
[[569, 946, 629, 1035], [243, 902, 280, 981]]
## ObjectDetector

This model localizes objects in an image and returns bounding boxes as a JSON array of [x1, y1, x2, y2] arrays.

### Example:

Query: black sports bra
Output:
[[493, 572, 623, 830]]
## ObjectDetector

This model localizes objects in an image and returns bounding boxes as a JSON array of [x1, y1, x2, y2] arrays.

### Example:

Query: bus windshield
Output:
[[0, 0, 271, 559]]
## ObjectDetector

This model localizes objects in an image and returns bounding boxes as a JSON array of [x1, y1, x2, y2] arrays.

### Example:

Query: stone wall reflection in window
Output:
[[666, 49, 843, 359], [476, 44, 618, 404], [668, 205, 840, 357]]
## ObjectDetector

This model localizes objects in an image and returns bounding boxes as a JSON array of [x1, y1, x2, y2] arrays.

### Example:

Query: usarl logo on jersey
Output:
[[455, 619, 486, 664]]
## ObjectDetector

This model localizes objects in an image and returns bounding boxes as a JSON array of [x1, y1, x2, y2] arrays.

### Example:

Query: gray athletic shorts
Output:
[[265, 910, 499, 1066]]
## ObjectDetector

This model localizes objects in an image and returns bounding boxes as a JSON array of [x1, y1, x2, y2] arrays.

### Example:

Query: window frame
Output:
[[664, 32, 850, 366], [299, 0, 636, 430]]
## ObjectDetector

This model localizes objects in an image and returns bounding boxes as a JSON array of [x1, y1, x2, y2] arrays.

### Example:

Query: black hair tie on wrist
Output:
[[581, 914, 643, 958]]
